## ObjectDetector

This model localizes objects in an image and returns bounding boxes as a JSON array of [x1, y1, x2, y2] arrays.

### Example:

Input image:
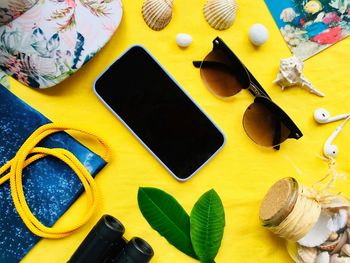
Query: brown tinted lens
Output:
[[200, 49, 244, 98], [243, 101, 291, 147]]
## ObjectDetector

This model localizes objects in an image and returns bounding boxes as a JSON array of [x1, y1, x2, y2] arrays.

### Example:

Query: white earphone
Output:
[[313, 108, 350, 158], [314, 108, 350, 124], [323, 116, 350, 158]]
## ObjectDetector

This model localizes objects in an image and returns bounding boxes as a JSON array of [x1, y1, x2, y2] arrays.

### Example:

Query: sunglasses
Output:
[[193, 37, 303, 150]]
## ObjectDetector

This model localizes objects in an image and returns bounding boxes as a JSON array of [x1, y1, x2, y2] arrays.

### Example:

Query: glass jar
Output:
[[259, 177, 321, 241], [259, 177, 299, 228]]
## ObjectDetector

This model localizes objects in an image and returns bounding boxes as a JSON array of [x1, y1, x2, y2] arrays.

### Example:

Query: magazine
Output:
[[264, 0, 350, 60]]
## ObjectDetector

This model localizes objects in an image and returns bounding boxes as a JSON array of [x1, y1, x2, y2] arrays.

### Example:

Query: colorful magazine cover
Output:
[[264, 0, 350, 60]]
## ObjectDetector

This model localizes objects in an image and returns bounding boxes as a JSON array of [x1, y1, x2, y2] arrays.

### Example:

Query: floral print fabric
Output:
[[0, 0, 123, 88], [0, 0, 38, 26]]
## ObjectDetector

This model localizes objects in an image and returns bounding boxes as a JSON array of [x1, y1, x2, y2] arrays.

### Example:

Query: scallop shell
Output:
[[203, 0, 238, 30], [322, 196, 350, 210], [142, 0, 173, 31], [298, 212, 333, 247], [297, 246, 317, 263], [341, 244, 350, 257], [329, 209, 348, 233]]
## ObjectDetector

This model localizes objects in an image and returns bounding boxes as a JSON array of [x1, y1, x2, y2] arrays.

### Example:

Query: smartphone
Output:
[[93, 45, 225, 181]]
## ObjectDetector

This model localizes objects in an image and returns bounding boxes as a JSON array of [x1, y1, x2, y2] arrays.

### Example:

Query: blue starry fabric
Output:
[[0, 85, 107, 262]]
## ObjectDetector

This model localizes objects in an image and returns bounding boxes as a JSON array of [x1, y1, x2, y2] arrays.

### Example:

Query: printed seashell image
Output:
[[142, 0, 173, 31], [203, 0, 238, 30], [304, 0, 323, 14]]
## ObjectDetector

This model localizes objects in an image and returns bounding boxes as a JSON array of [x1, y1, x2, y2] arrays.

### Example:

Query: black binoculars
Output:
[[68, 215, 154, 263]]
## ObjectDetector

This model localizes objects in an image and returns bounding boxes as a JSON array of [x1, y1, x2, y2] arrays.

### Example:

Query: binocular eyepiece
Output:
[[68, 215, 154, 263]]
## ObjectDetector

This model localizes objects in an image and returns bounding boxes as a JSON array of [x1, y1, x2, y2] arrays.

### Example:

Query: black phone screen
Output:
[[94, 45, 225, 180]]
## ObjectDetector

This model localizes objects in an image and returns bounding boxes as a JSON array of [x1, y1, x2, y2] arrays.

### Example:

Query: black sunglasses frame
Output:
[[193, 37, 303, 150]]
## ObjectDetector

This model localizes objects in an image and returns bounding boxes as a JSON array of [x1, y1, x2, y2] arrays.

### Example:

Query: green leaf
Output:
[[137, 187, 197, 259], [190, 189, 225, 263]]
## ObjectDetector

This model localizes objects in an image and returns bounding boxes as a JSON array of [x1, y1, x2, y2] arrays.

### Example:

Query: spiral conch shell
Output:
[[203, 0, 238, 30], [274, 56, 325, 97], [142, 0, 173, 31]]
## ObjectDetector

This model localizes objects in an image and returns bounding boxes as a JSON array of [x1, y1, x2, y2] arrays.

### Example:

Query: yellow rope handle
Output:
[[0, 123, 111, 239]]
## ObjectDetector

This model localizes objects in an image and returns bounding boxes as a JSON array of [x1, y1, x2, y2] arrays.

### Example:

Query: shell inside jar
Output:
[[292, 198, 350, 263]]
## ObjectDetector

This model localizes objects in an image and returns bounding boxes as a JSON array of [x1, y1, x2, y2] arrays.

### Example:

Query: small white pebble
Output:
[[248, 23, 269, 46], [176, 33, 192, 48]]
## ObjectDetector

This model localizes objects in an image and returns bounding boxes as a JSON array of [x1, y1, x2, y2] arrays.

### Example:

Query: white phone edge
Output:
[[92, 44, 226, 181]]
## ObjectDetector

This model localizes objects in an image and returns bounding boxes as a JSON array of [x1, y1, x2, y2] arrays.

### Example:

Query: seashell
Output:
[[341, 244, 350, 257], [330, 232, 340, 242], [298, 212, 333, 247], [203, 0, 238, 30], [329, 209, 348, 233], [347, 218, 350, 228], [317, 251, 330, 263], [274, 56, 325, 97], [332, 232, 349, 254], [322, 196, 350, 210], [319, 232, 348, 254], [142, 0, 173, 31], [176, 33, 193, 48], [280, 7, 299, 23], [298, 246, 318, 263], [347, 228, 350, 241], [330, 254, 350, 263], [319, 236, 342, 252]]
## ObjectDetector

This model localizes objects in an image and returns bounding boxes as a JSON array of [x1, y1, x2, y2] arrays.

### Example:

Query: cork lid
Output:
[[259, 177, 298, 226]]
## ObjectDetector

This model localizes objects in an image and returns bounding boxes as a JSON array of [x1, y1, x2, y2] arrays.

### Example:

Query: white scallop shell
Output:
[[297, 246, 317, 263], [298, 212, 333, 247], [203, 0, 238, 30], [142, 0, 173, 31], [329, 209, 348, 233], [322, 196, 350, 209]]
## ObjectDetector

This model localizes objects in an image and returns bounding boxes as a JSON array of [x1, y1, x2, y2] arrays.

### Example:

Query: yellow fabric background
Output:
[[10, 0, 350, 262]]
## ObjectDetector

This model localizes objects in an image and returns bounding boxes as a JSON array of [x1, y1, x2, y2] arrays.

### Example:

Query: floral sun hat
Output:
[[0, 0, 123, 88]]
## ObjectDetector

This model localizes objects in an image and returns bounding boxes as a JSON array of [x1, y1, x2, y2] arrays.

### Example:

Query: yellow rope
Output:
[[0, 123, 110, 239]]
